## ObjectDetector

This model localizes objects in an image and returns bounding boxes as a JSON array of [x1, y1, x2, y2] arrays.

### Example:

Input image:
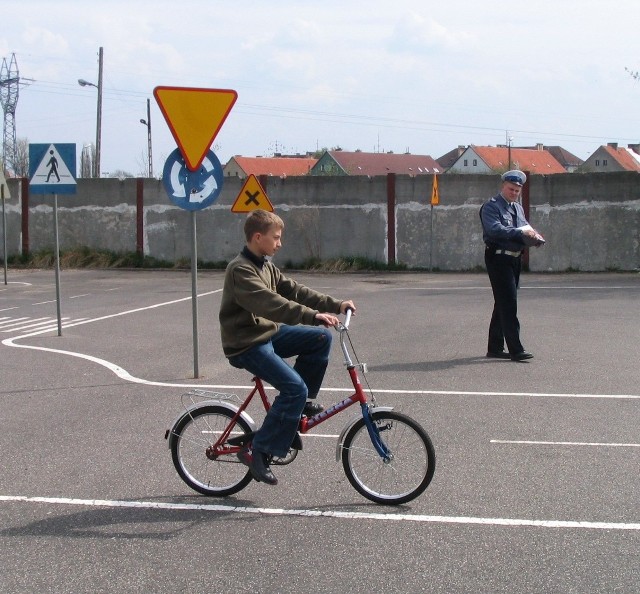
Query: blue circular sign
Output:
[[162, 148, 224, 211]]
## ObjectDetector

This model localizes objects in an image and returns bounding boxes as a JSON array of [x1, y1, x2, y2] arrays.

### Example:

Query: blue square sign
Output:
[[29, 143, 77, 195]]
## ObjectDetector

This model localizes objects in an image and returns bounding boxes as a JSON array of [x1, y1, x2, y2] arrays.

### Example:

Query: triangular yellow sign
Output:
[[231, 175, 274, 213], [153, 86, 237, 171]]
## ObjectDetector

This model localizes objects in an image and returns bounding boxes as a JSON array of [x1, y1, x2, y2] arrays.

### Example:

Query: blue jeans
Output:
[[228, 324, 333, 458]]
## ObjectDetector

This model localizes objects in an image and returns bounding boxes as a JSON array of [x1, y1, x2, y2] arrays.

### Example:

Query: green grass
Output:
[[5, 248, 405, 272]]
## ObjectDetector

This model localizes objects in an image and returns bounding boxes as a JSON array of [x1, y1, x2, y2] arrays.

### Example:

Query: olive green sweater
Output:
[[219, 251, 342, 357]]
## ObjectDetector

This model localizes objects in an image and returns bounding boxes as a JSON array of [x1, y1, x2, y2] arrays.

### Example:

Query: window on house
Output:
[[595, 160, 600, 166], [463, 159, 468, 166], [473, 159, 477, 166], [603, 159, 608, 166]]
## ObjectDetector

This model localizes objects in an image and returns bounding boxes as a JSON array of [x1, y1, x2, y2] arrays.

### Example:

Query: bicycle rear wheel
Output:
[[341, 410, 435, 505], [168, 405, 253, 497]]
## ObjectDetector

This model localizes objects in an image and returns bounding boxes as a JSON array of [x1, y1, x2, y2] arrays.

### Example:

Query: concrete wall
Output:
[[4, 172, 640, 271]]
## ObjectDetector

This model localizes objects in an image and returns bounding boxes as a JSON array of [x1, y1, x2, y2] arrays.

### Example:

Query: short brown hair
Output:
[[244, 209, 284, 242]]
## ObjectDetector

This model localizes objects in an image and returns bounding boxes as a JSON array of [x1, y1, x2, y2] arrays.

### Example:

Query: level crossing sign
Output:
[[29, 144, 77, 195], [231, 174, 274, 213]]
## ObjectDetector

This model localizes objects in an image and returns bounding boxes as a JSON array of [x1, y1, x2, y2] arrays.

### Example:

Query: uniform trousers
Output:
[[484, 250, 524, 355]]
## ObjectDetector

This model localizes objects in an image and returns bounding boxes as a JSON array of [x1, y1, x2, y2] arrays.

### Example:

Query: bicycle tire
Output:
[[168, 405, 253, 497], [341, 410, 435, 505]]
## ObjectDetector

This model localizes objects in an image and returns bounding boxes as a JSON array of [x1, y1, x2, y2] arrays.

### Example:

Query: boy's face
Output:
[[254, 225, 282, 257]]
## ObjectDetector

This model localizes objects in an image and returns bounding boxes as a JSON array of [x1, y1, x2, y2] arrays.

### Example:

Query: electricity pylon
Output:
[[0, 53, 20, 175]]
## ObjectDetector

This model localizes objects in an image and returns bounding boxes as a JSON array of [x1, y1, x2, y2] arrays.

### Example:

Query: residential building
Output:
[[580, 143, 640, 172], [436, 146, 467, 171], [224, 154, 317, 179], [446, 145, 567, 175], [308, 150, 442, 176]]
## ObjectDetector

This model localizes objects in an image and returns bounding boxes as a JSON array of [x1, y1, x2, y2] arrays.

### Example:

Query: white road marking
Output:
[[491, 439, 640, 448], [2, 288, 638, 399], [0, 495, 638, 531]]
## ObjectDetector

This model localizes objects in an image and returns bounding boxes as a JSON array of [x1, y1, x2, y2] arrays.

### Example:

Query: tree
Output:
[[8, 137, 29, 177]]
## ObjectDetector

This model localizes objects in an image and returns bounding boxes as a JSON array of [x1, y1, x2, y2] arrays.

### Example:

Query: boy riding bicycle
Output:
[[219, 209, 356, 486]]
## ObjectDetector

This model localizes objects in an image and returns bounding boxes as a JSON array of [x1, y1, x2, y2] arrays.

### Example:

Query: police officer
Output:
[[480, 170, 544, 362]]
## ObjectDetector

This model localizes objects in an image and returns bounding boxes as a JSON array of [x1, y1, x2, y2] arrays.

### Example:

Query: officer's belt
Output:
[[493, 249, 522, 257]]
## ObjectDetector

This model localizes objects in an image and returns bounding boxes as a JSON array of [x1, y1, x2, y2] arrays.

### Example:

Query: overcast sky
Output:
[[2, 0, 640, 177]]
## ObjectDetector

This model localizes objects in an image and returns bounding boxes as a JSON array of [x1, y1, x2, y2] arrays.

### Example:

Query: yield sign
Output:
[[153, 86, 237, 171], [231, 174, 274, 213]]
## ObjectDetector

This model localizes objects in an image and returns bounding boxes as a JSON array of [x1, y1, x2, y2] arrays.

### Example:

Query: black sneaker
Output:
[[237, 446, 278, 485], [303, 401, 324, 416]]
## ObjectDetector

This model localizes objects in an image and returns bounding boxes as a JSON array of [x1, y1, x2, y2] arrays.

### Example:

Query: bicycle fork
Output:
[[361, 403, 393, 462]]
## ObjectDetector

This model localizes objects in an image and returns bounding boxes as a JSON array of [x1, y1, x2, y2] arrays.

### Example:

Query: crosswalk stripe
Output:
[[0, 316, 87, 333]]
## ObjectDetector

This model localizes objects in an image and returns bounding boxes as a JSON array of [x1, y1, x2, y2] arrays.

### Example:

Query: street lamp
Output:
[[139, 98, 153, 178], [78, 46, 103, 177]]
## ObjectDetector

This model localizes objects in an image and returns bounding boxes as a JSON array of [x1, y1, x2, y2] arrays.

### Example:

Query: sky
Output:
[[2, 0, 640, 177]]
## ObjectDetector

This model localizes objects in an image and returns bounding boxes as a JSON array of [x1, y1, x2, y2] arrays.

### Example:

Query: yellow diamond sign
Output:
[[153, 86, 237, 171]]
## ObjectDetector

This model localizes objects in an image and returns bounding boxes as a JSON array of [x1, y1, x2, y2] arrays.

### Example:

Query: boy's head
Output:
[[244, 209, 284, 242]]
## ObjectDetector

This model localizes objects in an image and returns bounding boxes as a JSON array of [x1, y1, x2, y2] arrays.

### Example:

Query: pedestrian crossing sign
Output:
[[29, 143, 77, 195]]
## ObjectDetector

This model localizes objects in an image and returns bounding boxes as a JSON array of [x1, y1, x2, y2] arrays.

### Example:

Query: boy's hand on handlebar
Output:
[[340, 300, 356, 315], [315, 312, 341, 328]]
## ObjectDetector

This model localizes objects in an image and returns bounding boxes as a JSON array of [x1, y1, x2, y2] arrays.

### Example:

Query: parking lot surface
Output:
[[1, 268, 638, 593]]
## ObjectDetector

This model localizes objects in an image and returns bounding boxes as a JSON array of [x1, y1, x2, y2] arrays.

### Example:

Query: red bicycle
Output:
[[165, 310, 435, 505]]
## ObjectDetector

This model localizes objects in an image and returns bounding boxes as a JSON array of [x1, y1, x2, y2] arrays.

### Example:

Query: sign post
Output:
[[28, 143, 77, 336], [430, 174, 440, 271], [0, 166, 9, 285], [155, 86, 237, 378]]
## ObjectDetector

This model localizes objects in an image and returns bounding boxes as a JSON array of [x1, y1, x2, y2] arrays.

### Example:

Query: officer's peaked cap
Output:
[[501, 170, 526, 186]]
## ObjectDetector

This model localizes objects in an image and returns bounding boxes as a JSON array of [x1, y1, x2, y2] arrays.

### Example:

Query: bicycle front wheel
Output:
[[168, 405, 253, 497], [341, 410, 435, 505]]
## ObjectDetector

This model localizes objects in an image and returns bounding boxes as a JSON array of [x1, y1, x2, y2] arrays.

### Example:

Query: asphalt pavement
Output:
[[1, 268, 638, 593]]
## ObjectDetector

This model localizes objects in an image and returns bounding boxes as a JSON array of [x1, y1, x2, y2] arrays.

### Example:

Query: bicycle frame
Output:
[[205, 309, 391, 461]]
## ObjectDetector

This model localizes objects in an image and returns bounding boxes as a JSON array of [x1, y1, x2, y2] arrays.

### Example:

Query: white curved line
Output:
[[2, 289, 228, 389]]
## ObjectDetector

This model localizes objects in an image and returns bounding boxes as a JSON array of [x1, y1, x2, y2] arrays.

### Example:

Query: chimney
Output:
[[608, 142, 618, 150], [536, 143, 544, 151]]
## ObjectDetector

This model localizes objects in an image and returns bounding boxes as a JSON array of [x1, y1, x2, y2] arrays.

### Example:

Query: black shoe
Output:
[[486, 351, 511, 359], [303, 401, 324, 416], [511, 351, 534, 362], [237, 447, 278, 485]]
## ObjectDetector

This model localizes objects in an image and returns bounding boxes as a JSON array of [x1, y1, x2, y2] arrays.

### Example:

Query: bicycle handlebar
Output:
[[343, 307, 353, 329]]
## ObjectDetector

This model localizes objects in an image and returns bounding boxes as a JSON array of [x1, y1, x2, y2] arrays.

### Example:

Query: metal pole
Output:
[[429, 204, 434, 272], [2, 184, 7, 285], [53, 194, 62, 336], [190, 211, 199, 378], [146, 98, 153, 178], [95, 47, 103, 178]]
